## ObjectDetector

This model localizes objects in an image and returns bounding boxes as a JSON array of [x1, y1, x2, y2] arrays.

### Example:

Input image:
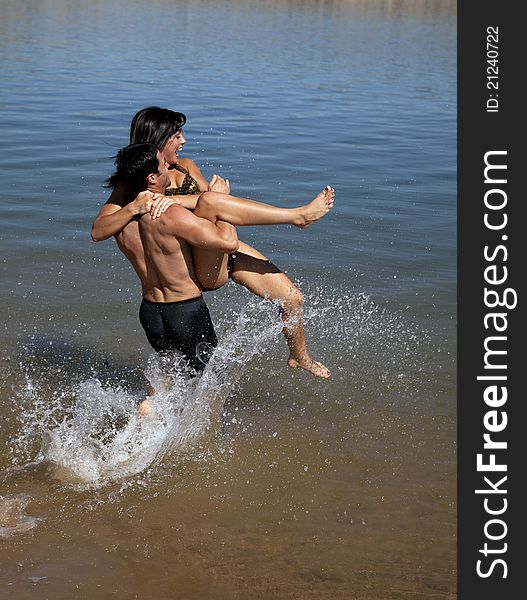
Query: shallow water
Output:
[[0, 0, 456, 598]]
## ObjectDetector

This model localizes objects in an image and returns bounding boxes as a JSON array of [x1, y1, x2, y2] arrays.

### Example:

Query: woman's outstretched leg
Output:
[[190, 186, 334, 290], [228, 242, 330, 378], [193, 186, 334, 228]]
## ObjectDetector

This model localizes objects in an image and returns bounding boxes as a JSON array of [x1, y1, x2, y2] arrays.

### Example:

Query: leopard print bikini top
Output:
[[165, 163, 201, 196]]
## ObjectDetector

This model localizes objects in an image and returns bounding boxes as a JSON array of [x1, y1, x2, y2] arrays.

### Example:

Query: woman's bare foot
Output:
[[288, 356, 331, 378], [296, 186, 335, 229]]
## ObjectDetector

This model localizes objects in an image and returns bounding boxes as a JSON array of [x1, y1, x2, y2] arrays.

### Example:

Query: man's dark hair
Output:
[[130, 106, 187, 150], [106, 143, 160, 198]]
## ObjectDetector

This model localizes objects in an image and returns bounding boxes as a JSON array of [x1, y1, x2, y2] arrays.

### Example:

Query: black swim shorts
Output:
[[139, 295, 218, 373]]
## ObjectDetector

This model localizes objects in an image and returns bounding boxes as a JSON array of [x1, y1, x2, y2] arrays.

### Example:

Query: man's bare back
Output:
[[113, 150, 238, 303], [116, 213, 203, 303]]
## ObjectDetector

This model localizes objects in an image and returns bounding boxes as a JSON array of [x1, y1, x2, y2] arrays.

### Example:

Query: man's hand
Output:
[[208, 174, 230, 194]]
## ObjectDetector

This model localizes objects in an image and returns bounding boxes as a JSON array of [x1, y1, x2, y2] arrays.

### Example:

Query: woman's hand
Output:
[[208, 174, 230, 194], [130, 191, 179, 219], [131, 190, 156, 215], [148, 194, 180, 219]]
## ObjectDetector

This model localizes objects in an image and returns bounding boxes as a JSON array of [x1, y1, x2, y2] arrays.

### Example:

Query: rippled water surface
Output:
[[0, 1, 456, 598]]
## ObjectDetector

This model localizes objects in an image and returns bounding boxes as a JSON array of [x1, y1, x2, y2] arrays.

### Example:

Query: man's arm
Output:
[[161, 205, 239, 252], [91, 188, 176, 241]]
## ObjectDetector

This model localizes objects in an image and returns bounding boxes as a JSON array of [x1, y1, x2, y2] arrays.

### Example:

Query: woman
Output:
[[92, 107, 333, 378]]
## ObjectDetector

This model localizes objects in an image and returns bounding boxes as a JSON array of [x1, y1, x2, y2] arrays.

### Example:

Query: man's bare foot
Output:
[[288, 356, 331, 378], [296, 186, 335, 229], [138, 399, 152, 417]]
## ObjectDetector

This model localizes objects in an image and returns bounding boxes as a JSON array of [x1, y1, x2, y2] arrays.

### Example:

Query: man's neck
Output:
[[147, 183, 166, 195]]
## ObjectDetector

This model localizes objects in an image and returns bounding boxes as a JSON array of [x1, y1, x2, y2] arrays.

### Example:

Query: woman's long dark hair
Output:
[[130, 106, 186, 149]]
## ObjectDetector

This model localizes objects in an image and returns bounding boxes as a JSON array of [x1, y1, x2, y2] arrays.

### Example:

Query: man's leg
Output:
[[137, 297, 218, 416], [137, 300, 163, 415], [138, 386, 156, 417]]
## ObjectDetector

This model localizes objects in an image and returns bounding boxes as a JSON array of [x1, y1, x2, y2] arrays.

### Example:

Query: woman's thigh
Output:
[[191, 246, 230, 291], [231, 241, 298, 303]]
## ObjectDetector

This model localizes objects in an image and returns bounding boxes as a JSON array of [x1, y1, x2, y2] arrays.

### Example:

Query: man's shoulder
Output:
[[164, 203, 190, 219], [146, 204, 192, 232]]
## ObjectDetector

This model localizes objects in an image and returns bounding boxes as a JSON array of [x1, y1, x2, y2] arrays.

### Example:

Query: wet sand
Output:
[[1, 386, 455, 599]]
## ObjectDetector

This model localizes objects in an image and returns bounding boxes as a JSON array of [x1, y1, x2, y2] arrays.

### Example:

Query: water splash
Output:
[[0, 493, 43, 538], [7, 298, 284, 488], [5, 288, 429, 489]]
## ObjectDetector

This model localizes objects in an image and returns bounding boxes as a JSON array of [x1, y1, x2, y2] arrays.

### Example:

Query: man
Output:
[[106, 143, 239, 412], [102, 141, 334, 391]]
